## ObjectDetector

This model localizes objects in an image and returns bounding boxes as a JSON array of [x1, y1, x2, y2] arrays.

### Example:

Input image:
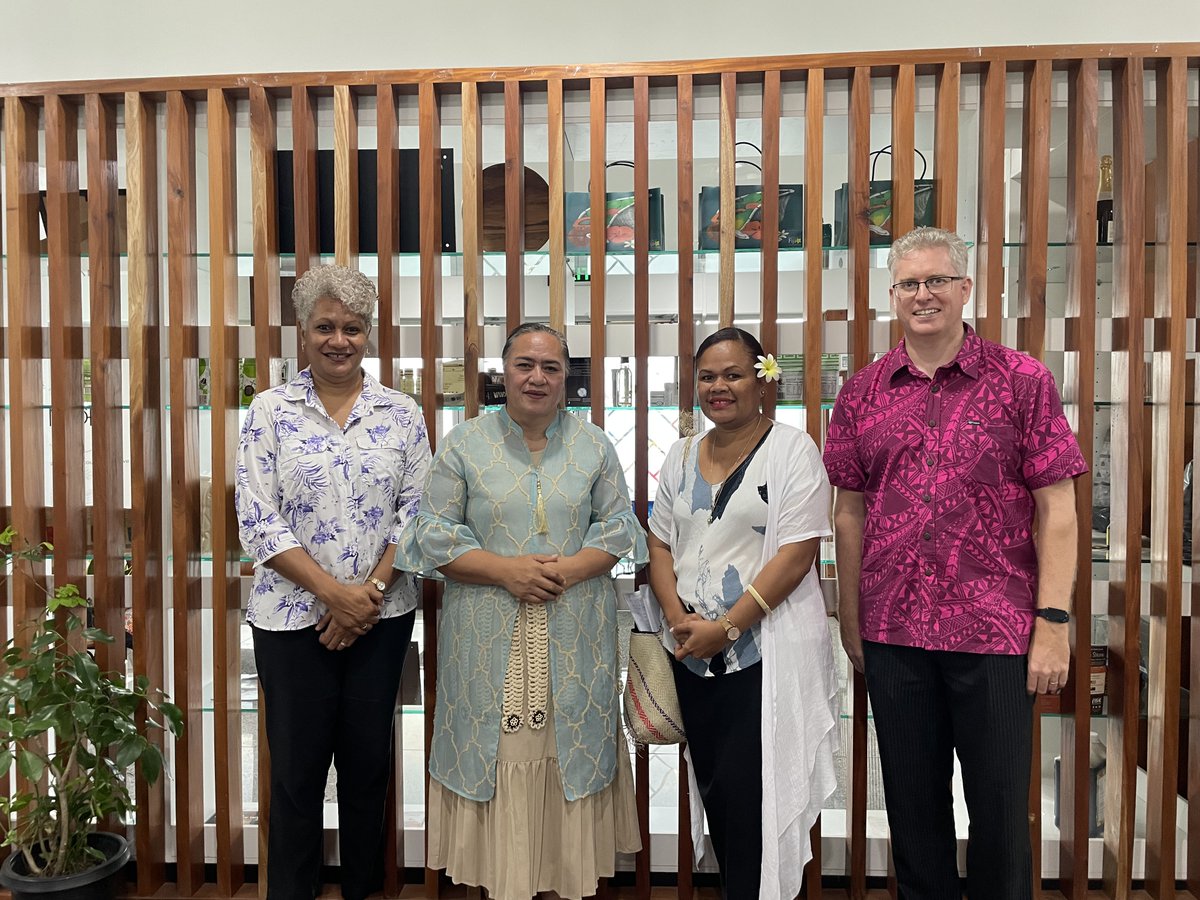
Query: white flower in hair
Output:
[[755, 354, 781, 382]]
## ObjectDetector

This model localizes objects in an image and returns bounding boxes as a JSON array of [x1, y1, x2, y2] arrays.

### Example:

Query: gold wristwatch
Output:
[[718, 614, 741, 642], [367, 576, 388, 593]]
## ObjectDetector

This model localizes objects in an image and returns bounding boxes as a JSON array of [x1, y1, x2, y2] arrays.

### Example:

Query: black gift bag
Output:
[[564, 161, 664, 252], [698, 142, 805, 250], [834, 145, 935, 247]]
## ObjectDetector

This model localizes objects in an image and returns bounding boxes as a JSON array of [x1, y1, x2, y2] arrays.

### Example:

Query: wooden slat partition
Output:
[[505, 80, 524, 331], [166, 88, 206, 895], [0, 45, 1197, 900], [248, 83, 281, 898], [1017, 60, 1051, 362], [291, 85, 320, 370], [207, 86, 246, 897], [589, 78, 606, 427], [125, 89, 168, 896], [334, 84, 359, 267], [85, 92, 125, 681], [804, 69, 825, 447], [975, 60, 1006, 342], [933, 62, 959, 231], [376, 83, 400, 391], [44, 95, 85, 609], [417, 79, 444, 900], [718, 71, 736, 327], [760, 70, 780, 420], [1144, 55, 1188, 900], [845, 64, 871, 900], [890, 64, 916, 347], [461, 81, 483, 418], [1104, 56, 1147, 897], [1057, 57, 1098, 900], [547, 79, 566, 335]]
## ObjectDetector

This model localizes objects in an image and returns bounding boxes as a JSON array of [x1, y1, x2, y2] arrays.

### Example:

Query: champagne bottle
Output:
[[1097, 155, 1114, 245]]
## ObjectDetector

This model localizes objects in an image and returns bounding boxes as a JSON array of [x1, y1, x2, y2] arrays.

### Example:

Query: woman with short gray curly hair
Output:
[[291, 264, 378, 330], [237, 263, 429, 900]]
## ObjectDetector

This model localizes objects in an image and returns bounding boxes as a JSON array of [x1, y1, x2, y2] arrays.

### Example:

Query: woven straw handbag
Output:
[[623, 629, 686, 745]]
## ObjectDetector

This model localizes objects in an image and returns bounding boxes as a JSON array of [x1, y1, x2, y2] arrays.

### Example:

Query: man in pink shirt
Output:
[[824, 227, 1087, 900]]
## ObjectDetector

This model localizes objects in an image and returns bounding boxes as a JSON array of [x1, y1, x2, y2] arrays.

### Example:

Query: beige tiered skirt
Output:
[[426, 693, 640, 900]]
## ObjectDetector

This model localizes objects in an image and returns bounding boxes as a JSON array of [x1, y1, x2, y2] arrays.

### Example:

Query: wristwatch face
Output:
[[721, 617, 741, 641], [1036, 607, 1070, 624]]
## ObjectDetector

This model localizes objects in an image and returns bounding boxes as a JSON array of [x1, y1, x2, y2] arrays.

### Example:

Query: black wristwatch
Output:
[[1034, 607, 1070, 624]]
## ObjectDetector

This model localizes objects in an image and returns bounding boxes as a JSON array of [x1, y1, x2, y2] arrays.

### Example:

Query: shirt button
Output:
[[931, 384, 941, 394], [924, 568, 934, 577], [926, 456, 935, 466], [928, 419, 936, 427], [923, 494, 931, 502], [923, 532, 932, 540]]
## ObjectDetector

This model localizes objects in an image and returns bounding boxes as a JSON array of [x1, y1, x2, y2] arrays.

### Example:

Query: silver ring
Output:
[[338, 641, 347, 648]]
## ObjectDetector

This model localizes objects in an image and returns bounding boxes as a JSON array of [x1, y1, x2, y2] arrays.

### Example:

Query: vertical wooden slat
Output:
[[1144, 56, 1187, 900], [249, 84, 281, 898], [126, 89, 167, 895], [1191, 66, 1200, 899], [846, 65, 871, 900], [804, 69, 825, 447], [891, 64, 916, 348], [1104, 56, 1146, 900], [44, 95, 86, 614], [1057, 57, 1098, 900], [675, 73, 697, 894], [718, 71, 736, 327], [505, 80, 524, 331], [85, 93, 125, 681], [461, 82, 483, 419], [547, 78, 566, 335], [847, 69, 872, 374], [207, 86, 246, 896], [760, 70, 781, 421], [631, 73, 652, 900], [166, 89, 205, 897], [418, 79, 444, 899], [1017, 60, 1051, 362], [975, 60, 1007, 343], [377, 84, 400, 391], [933, 62, 960, 231], [677, 75, 695, 440], [334, 84, 359, 268], [292, 85, 319, 370], [589, 78, 606, 427]]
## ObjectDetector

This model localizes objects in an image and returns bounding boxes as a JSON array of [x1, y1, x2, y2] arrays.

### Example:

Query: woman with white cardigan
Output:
[[647, 327, 839, 899]]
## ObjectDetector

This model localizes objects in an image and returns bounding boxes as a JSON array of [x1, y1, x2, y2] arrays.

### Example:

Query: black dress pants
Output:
[[253, 611, 414, 900], [672, 656, 762, 900], [862, 640, 1035, 900]]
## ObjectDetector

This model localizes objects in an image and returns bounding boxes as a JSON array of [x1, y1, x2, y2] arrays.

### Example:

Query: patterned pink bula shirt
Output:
[[823, 326, 1088, 655]]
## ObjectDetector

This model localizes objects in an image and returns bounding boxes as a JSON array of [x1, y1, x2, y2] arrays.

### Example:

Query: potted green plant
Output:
[[0, 526, 182, 900]]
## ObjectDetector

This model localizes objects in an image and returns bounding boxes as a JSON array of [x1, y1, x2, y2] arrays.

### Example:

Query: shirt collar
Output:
[[281, 367, 388, 422], [498, 405, 564, 441], [887, 324, 982, 382]]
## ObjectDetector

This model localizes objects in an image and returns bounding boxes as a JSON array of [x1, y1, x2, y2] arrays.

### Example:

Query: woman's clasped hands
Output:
[[315, 580, 385, 651], [668, 612, 729, 662], [499, 554, 567, 604]]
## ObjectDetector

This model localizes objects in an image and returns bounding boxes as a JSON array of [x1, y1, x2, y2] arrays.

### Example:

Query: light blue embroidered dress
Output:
[[395, 407, 646, 899]]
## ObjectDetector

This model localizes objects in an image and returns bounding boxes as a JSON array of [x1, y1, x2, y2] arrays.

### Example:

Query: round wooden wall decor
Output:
[[481, 164, 550, 251]]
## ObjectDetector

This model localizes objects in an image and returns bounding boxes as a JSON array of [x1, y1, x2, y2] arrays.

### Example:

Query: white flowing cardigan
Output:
[[660, 423, 840, 899]]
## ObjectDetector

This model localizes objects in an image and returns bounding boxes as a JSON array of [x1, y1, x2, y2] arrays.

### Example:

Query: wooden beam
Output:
[[718, 71, 736, 327], [505, 79, 524, 331], [677, 74, 695, 440], [804, 69, 825, 448], [377, 84, 400, 391], [589, 78, 606, 428], [1017, 60, 1051, 361], [890, 63, 916, 347], [166, 89, 206, 895], [547, 78, 566, 335], [461, 81, 483, 419], [760, 70, 781, 420], [125, 89, 168, 896], [847, 67, 871, 374], [934, 62, 960, 231], [292, 85, 319, 370], [207, 86, 246, 897], [334, 84, 359, 267]]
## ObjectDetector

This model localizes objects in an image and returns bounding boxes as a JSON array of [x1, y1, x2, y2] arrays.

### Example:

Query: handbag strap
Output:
[[870, 144, 929, 181]]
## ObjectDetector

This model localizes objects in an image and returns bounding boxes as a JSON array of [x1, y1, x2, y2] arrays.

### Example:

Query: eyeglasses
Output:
[[890, 275, 966, 298]]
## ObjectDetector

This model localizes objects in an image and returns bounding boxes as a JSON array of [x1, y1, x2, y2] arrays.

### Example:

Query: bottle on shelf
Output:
[[1097, 154, 1114, 245], [611, 358, 633, 407]]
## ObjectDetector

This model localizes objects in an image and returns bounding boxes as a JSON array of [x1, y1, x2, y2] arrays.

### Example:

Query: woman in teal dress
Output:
[[396, 323, 646, 900]]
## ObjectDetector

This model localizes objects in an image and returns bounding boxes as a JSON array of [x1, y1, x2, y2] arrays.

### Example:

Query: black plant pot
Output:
[[0, 832, 129, 900]]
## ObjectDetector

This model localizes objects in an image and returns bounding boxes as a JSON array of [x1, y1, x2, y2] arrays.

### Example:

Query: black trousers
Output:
[[672, 656, 762, 900], [862, 640, 1035, 900], [253, 612, 415, 900]]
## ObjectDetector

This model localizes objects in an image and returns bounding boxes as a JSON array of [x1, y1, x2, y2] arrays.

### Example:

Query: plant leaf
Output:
[[17, 748, 44, 782]]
